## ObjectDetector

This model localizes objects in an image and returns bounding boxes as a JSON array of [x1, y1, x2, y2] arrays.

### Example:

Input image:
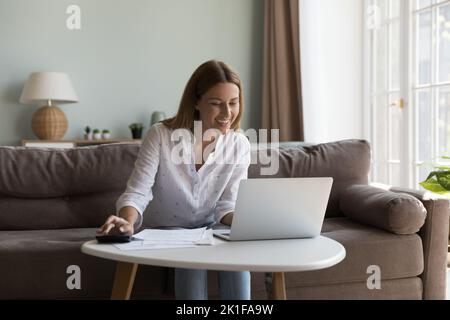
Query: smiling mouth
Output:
[[216, 119, 231, 126]]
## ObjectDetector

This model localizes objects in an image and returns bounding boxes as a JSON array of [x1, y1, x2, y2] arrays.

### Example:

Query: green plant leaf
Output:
[[419, 156, 450, 198], [419, 180, 450, 196], [425, 171, 438, 181], [434, 165, 450, 170], [436, 171, 450, 189]]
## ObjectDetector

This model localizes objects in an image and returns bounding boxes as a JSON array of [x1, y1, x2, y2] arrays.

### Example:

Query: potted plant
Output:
[[84, 126, 92, 140], [102, 129, 111, 140], [419, 156, 450, 198], [129, 123, 144, 139], [93, 128, 102, 140]]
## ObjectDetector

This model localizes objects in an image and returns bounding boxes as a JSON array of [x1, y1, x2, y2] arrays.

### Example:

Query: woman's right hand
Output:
[[97, 215, 134, 236]]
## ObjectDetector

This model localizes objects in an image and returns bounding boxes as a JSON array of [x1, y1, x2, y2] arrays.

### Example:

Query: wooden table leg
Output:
[[271, 272, 287, 300], [111, 262, 138, 300]]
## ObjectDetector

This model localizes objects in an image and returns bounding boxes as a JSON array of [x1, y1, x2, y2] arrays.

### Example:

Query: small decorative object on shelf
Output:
[[129, 123, 143, 139], [102, 129, 111, 140], [84, 126, 92, 140], [93, 128, 102, 140], [150, 111, 166, 126]]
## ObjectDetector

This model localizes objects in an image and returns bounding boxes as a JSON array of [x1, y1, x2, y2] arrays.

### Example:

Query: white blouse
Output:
[[116, 122, 251, 229]]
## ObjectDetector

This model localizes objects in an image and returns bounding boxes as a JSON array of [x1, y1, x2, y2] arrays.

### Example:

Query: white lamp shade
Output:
[[20, 72, 78, 104]]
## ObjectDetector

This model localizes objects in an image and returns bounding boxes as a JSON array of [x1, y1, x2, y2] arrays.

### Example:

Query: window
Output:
[[413, 0, 450, 185], [365, 0, 450, 188]]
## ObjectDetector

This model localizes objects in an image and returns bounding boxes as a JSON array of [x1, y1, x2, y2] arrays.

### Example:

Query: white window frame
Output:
[[411, 0, 450, 187], [363, 0, 412, 188]]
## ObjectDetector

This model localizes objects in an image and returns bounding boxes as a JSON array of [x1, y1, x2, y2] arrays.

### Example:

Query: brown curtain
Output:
[[262, 0, 304, 142]]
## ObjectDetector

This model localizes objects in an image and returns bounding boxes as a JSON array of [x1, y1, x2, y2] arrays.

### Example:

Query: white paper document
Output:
[[113, 227, 214, 251]]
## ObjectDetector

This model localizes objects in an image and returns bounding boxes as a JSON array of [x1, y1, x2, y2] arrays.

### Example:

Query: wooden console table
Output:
[[22, 139, 142, 148]]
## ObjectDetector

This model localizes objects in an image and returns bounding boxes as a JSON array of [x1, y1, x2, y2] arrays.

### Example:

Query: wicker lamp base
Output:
[[31, 105, 68, 140]]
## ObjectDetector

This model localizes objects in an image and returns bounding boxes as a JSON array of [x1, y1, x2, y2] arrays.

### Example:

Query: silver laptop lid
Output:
[[229, 177, 333, 241]]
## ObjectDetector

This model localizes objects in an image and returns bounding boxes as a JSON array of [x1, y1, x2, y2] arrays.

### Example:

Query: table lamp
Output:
[[20, 72, 78, 140]]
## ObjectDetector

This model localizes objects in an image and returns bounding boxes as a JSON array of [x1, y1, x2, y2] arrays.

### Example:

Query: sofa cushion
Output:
[[248, 140, 371, 218], [0, 144, 141, 230], [0, 228, 167, 299], [284, 217, 424, 287], [339, 185, 427, 234]]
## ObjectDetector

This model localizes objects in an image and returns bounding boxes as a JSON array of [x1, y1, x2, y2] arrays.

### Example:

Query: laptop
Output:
[[213, 177, 333, 241]]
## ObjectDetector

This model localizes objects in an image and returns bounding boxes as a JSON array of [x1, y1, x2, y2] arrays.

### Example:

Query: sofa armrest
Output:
[[373, 184, 449, 300], [339, 184, 427, 235], [340, 183, 449, 299]]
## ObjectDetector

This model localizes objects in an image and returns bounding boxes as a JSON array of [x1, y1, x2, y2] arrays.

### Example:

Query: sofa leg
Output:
[[111, 262, 138, 300], [271, 272, 287, 300]]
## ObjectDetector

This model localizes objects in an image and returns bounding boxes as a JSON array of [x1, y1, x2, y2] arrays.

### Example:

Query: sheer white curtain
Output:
[[300, 0, 364, 143]]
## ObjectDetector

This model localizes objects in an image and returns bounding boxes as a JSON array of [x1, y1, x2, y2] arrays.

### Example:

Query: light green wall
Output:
[[0, 0, 263, 145]]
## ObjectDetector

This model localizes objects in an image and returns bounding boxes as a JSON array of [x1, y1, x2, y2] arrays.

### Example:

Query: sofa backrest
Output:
[[248, 139, 371, 218], [0, 139, 371, 230], [0, 144, 140, 230]]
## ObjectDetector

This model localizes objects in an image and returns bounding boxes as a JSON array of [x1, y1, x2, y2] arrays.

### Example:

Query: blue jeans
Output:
[[174, 268, 251, 300]]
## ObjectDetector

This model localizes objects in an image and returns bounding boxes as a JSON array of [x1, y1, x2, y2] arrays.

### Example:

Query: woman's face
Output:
[[196, 82, 240, 134]]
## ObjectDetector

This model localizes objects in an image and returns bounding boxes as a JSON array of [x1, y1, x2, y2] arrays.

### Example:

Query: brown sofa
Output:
[[0, 139, 448, 299]]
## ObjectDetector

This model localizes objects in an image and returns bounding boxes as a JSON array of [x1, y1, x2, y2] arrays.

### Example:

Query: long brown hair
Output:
[[162, 60, 244, 131]]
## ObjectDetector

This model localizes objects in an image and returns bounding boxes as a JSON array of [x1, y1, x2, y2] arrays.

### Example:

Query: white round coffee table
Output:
[[81, 235, 345, 300]]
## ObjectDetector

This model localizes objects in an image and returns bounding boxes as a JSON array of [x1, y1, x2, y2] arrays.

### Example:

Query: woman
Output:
[[97, 60, 251, 300]]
